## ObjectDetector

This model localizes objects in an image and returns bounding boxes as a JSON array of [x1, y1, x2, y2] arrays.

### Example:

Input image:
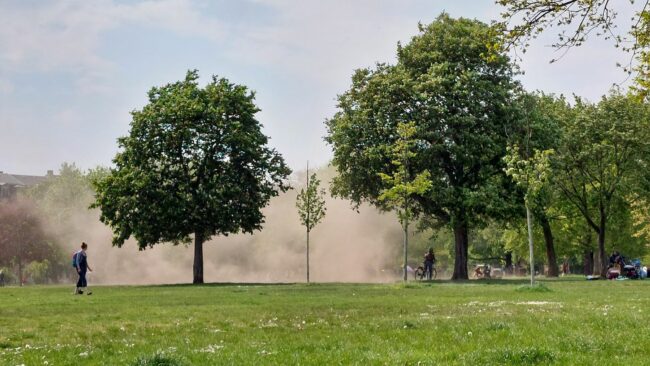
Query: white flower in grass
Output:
[[79, 351, 88, 357]]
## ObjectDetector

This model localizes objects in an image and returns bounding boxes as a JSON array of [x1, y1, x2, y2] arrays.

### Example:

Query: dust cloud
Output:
[[58, 170, 403, 285]]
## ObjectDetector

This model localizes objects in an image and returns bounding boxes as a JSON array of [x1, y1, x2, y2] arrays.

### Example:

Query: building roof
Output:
[[0, 173, 25, 186], [0, 172, 53, 187], [11, 174, 50, 186]]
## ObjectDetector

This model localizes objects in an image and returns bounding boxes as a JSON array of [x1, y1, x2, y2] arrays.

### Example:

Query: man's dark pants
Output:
[[424, 260, 434, 280]]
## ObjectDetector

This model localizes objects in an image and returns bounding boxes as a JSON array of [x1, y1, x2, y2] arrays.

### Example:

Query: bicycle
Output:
[[415, 263, 437, 280]]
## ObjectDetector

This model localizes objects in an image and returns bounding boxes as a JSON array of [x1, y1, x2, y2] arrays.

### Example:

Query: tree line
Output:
[[327, 13, 650, 280], [3, 8, 650, 284]]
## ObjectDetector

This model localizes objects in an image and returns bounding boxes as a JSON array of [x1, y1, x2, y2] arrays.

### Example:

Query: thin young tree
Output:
[[377, 122, 432, 281], [296, 163, 326, 283], [504, 147, 555, 285]]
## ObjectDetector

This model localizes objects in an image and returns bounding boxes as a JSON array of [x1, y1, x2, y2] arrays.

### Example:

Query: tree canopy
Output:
[[553, 92, 650, 276], [92, 70, 291, 284], [326, 14, 523, 279]]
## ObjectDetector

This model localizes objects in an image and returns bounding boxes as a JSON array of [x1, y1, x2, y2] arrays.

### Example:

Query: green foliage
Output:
[[469, 223, 509, 265], [0, 200, 60, 282], [377, 122, 431, 225], [24, 162, 95, 225], [555, 95, 650, 220], [25, 260, 50, 285], [92, 70, 291, 249], [326, 14, 522, 278], [296, 173, 326, 232], [504, 146, 554, 206], [550, 92, 650, 274], [0, 267, 17, 285]]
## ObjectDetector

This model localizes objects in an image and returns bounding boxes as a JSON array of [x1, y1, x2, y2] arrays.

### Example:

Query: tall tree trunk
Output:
[[583, 250, 593, 276], [18, 259, 23, 287], [582, 226, 594, 275], [526, 205, 535, 285], [452, 221, 468, 280], [539, 213, 559, 277], [193, 231, 204, 284], [504, 252, 513, 275], [597, 218, 607, 278], [403, 219, 409, 281], [306, 161, 310, 283]]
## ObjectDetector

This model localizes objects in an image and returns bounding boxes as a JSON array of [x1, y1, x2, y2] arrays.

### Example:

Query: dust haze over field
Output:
[[56, 169, 403, 285]]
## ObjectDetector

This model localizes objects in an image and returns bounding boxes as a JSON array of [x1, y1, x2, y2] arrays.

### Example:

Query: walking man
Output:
[[74, 242, 93, 295]]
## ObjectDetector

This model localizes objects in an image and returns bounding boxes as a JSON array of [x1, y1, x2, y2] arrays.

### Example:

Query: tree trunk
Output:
[[193, 231, 204, 284], [403, 219, 409, 281], [306, 229, 310, 283], [526, 205, 535, 285], [582, 226, 594, 276], [452, 221, 469, 280], [504, 252, 513, 275], [594, 204, 607, 278], [583, 250, 593, 276], [597, 220, 607, 277], [540, 214, 559, 277], [18, 259, 23, 287]]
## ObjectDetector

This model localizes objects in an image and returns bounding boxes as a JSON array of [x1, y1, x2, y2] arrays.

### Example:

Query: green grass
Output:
[[1, 277, 649, 365]]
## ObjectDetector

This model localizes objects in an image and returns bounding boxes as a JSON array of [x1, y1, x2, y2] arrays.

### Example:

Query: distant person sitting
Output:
[[562, 258, 570, 276], [609, 251, 624, 270], [74, 242, 93, 295], [423, 248, 436, 280]]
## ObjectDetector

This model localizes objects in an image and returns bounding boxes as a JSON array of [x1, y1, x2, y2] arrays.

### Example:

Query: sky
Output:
[[0, 0, 638, 175]]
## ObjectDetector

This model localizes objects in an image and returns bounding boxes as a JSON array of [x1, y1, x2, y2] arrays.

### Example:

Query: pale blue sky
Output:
[[0, 0, 634, 175]]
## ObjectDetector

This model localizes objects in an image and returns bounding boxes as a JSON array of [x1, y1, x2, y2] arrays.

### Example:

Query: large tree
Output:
[[553, 92, 650, 276], [92, 70, 291, 284], [326, 14, 522, 280]]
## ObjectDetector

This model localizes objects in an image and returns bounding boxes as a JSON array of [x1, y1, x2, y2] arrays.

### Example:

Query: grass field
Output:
[[1, 277, 649, 365]]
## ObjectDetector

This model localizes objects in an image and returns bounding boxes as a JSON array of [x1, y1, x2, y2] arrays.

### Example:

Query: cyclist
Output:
[[423, 247, 436, 280]]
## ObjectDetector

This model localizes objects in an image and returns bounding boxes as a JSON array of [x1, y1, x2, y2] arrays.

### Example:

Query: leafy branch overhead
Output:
[[497, 0, 650, 98]]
